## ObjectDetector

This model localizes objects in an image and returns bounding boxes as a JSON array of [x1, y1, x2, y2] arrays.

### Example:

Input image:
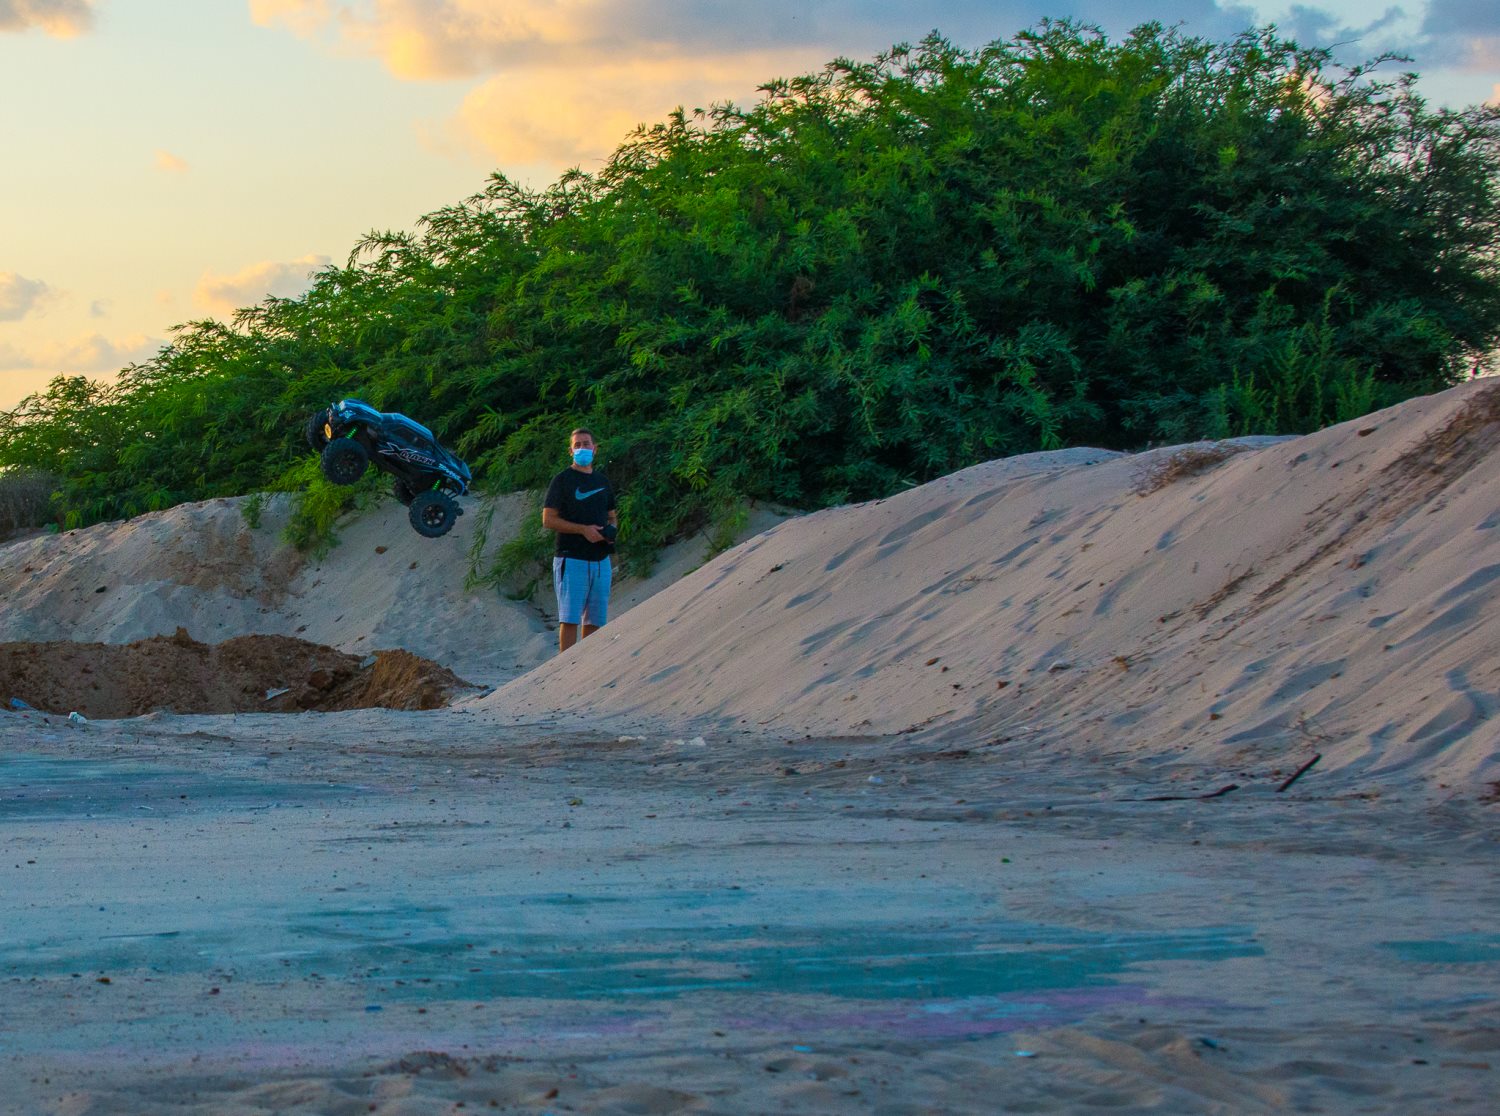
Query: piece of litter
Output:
[[1047, 660, 1072, 672], [359, 654, 378, 669], [1014, 1050, 1036, 1058], [617, 735, 644, 742], [67, 711, 89, 725], [264, 687, 291, 701], [792, 1045, 813, 1053], [9, 698, 33, 711], [867, 776, 884, 785]]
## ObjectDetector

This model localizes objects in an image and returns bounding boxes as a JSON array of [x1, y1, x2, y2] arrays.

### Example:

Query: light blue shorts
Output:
[[553, 556, 612, 627]]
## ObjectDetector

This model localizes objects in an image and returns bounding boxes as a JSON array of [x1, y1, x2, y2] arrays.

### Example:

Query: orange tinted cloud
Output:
[[451, 51, 827, 169], [248, 0, 892, 78], [0, 332, 162, 373], [194, 254, 332, 316], [154, 149, 189, 174], [249, 0, 597, 78], [0, 0, 95, 38]]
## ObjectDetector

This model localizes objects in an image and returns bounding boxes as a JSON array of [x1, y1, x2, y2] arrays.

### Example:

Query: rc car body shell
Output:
[[320, 398, 471, 497]]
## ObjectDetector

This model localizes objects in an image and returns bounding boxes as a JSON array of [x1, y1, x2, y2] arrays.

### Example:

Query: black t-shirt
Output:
[[543, 466, 616, 561]]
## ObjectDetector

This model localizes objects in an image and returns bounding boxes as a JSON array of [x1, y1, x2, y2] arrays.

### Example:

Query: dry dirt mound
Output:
[[0, 628, 475, 718]]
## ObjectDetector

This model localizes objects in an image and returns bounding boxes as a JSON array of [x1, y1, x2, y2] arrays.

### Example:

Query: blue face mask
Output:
[[571, 447, 594, 467]]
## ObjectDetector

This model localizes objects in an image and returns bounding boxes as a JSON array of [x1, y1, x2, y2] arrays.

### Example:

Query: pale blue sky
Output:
[[2, 1, 1495, 409]]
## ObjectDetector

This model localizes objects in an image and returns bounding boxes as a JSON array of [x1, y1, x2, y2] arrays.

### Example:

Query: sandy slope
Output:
[[0, 491, 786, 687], [486, 381, 1500, 792]]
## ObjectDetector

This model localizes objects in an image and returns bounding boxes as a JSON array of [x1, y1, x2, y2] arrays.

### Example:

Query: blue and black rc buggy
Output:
[[306, 399, 471, 538]]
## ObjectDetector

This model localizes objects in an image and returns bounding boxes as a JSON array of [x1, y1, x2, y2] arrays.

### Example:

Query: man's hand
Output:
[[542, 507, 608, 542]]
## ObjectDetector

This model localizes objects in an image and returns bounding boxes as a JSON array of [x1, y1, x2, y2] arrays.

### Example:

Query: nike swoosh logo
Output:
[[575, 487, 606, 500]]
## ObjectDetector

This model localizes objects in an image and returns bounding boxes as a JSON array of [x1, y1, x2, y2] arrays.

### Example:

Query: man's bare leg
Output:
[[558, 623, 580, 652], [581, 624, 600, 640]]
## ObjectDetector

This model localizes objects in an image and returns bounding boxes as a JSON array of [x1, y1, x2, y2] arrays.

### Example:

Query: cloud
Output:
[[154, 149, 189, 174], [251, 0, 646, 78], [193, 254, 332, 316], [89, 299, 108, 318], [251, 1, 1267, 80], [450, 50, 829, 168], [0, 332, 164, 373], [1421, 0, 1500, 68], [0, 0, 95, 37], [0, 272, 53, 322], [277, 2, 1500, 177], [1422, 0, 1500, 36]]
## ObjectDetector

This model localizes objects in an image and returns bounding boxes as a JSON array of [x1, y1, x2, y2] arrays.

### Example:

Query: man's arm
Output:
[[542, 506, 605, 543]]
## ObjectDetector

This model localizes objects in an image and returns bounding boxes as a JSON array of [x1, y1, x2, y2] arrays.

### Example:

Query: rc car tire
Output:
[[321, 438, 369, 485], [393, 479, 417, 506], [305, 409, 330, 451], [409, 490, 460, 538]]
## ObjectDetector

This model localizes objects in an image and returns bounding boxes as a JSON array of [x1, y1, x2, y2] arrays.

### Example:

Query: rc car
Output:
[[305, 399, 471, 538]]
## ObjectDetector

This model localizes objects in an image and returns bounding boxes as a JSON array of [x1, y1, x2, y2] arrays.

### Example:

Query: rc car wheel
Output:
[[392, 479, 417, 506], [409, 490, 460, 538], [305, 409, 330, 451], [320, 438, 369, 485]]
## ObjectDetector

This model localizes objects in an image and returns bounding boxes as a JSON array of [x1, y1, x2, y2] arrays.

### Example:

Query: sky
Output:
[[2, 1, 1497, 411]]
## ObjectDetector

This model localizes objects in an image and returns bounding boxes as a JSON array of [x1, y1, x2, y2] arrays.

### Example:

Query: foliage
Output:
[[278, 462, 376, 558], [3, 22, 1498, 571], [0, 467, 60, 538], [469, 491, 555, 598], [240, 490, 268, 530]]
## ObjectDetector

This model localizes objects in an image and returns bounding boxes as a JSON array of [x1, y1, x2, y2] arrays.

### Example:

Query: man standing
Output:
[[542, 428, 618, 653]]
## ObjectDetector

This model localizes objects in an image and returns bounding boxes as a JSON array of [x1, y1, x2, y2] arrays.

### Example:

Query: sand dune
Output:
[[487, 381, 1500, 791], [0, 491, 555, 684], [0, 491, 785, 688]]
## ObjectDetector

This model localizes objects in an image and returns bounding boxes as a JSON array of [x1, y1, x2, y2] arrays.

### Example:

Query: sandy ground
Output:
[[3, 382, 1499, 1112], [3, 709, 1496, 1114]]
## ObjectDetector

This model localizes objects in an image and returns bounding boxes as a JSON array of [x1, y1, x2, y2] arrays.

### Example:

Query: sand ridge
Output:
[[484, 381, 1500, 794]]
